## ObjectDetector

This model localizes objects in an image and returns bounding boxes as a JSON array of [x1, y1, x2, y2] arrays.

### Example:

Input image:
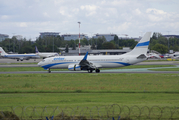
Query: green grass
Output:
[[0, 65, 176, 72], [0, 93, 178, 107], [0, 73, 179, 93], [149, 67, 179, 71], [0, 73, 179, 119], [1, 93, 178, 119]]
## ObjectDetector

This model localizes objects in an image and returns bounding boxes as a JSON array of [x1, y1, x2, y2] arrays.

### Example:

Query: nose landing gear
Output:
[[48, 68, 51, 73]]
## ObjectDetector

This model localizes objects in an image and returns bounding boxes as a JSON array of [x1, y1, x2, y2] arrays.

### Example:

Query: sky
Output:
[[0, 0, 179, 40]]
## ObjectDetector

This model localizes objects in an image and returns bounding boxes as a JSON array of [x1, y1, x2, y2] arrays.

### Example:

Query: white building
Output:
[[39, 32, 60, 38], [62, 34, 88, 40], [93, 34, 116, 41]]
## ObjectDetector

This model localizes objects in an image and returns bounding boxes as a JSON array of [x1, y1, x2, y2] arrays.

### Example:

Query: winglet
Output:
[[35, 46, 39, 53], [83, 52, 88, 60]]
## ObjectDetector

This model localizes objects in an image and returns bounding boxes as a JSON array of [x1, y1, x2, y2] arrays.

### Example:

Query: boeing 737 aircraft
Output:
[[35, 46, 59, 59], [0, 47, 40, 61], [38, 32, 152, 73]]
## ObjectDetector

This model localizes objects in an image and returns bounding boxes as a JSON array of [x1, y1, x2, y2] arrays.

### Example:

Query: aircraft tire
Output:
[[48, 69, 51, 73], [96, 69, 100, 73], [88, 69, 93, 73]]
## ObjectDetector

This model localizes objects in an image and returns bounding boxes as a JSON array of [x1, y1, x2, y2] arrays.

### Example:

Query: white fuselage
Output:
[[1, 54, 40, 60], [36, 52, 58, 58], [38, 54, 145, 70]]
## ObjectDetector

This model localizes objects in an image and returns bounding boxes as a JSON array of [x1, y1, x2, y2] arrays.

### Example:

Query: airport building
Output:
[[60, 45, 131, 56], [0, 34, 9, 42], [39, 32, 60, 38], [163, 35, 179, 39], [62, 34, 88, 40], [93, 34, 116, 41]]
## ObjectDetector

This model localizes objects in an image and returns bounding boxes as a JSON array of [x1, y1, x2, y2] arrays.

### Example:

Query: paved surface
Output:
[[0, 58, 179, 74]]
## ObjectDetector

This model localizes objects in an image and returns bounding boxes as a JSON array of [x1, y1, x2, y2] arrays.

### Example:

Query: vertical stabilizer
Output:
[[0, 47, 8, 56], [127, 32, 152, 55], [35, 46, 39, 53]]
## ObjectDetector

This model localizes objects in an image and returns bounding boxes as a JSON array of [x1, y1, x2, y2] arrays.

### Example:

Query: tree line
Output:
[[150, 33, 179, 54], [0, 33, 179, 54]]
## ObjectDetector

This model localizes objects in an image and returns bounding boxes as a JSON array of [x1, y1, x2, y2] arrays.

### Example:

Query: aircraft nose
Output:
[[37, 62, 42, 67]]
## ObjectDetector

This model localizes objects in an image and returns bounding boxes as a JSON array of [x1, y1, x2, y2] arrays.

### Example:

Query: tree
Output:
[[114, 35, 119, 44], [102, 42, 116, 49], [151, 43, 168, 54]]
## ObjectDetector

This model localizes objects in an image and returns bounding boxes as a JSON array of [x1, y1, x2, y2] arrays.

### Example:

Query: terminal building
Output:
[[93, 34, 116, 41], [39, 32, 60, 38], [62, 34, 88, 40], [163, 35, 179, 39], [0, 34, 9, 42], [60, 45, 131, 56]]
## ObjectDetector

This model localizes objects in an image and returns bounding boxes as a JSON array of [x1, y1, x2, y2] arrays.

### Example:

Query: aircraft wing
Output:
[[48, 53, 59, 57], [79, 52, 96, 70]]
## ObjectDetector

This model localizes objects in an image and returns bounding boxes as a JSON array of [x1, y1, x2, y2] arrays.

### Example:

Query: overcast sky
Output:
[[0, 0, 179, 40]]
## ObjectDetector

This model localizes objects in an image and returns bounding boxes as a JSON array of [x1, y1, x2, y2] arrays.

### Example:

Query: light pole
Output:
[[78, 22, 81, 56], [89, 32, 93, 46], [53, 36, 54, 52], [12, 33, 15, 53], [167, 31, 170, 53]]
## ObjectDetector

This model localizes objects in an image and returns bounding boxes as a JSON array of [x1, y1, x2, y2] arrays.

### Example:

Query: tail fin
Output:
[[0, 47, 8, 56], [35, 46, 39, 53], [127, 32, 152, 55]]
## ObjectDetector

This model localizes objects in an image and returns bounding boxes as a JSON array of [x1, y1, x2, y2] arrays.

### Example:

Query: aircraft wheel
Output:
[[48, 69, 51, 73], [17, 59, 19, 61], [88, 69, 93, 73], [96, 69, 100, 73]]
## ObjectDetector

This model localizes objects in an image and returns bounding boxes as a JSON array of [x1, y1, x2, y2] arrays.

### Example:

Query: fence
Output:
[[0, 104, 179, 120]]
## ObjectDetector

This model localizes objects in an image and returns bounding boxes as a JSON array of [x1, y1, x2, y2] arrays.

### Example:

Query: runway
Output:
[[0, 58, 179, 74]]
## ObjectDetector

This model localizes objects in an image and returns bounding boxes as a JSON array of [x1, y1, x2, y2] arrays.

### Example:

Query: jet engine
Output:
[[68, 64, 81, 71]]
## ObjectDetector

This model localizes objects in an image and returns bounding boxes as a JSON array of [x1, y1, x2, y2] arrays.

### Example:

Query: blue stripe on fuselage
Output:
[[42, 62, 74, 70], [4, 55, 37, 57], [136, 41, 149, 47], [111, 62, 131, 66]]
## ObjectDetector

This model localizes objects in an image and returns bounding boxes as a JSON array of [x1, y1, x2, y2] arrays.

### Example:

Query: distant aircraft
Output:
[[35, 46, 59, 59], [147, 53, 161, 59], [169, 52, 179, 59], [38, 32, 152, 73], [0, 47, 40, 61]]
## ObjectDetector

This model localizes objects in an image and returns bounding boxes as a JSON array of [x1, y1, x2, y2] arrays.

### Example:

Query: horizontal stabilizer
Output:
[[137, 54, 147, 59]]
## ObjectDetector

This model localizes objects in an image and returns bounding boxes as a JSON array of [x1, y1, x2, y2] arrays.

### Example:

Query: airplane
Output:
[[0, 47, 40, 61], [169, 52, 179, 59], [147, 53, 161, 59], [38, 32, 152, 73], [35, 46, 59, 59]]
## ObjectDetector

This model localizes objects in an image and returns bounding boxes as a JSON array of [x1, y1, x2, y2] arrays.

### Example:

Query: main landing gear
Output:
[[95, 69, 100, 73], [88, 69, 100, 73]]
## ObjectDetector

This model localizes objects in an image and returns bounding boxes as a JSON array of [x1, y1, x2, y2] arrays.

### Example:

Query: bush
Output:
[[0, 111, 19, 120]]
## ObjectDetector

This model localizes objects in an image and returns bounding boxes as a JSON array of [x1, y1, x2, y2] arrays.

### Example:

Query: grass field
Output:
[[0, 65, 179, 119], [0, 73, 179, 93]]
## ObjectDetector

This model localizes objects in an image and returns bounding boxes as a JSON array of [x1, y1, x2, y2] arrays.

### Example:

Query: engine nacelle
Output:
[[68, 64, 81, 71]]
